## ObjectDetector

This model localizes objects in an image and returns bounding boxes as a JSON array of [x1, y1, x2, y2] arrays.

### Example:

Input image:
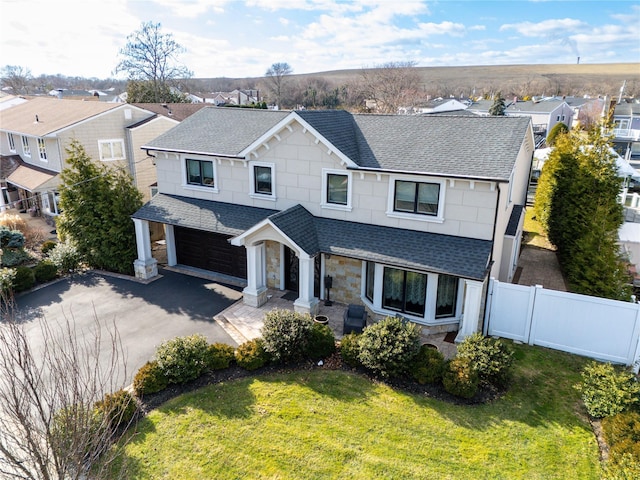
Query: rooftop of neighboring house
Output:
[[614, 101, 640, 116], [132, 103, 209, 122], [0, 96, 125, 136], [468, 97, 571, 114], [144, 107, 531, 181]]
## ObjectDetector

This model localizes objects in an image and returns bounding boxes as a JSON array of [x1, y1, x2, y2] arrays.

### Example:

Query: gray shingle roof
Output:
[[264, 204, 492, 280], [351, 114, 530, 179], [132, 194, 277, 235], [505, 204, 524, 236], [144, 107, 530, 181], [143, 107, 289, 156]]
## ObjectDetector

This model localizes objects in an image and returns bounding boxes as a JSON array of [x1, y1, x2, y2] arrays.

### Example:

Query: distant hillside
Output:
[[192, 63, 640, 99]]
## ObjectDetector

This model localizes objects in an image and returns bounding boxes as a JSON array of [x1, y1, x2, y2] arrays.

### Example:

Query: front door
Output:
[[284, 246, 298, 292]]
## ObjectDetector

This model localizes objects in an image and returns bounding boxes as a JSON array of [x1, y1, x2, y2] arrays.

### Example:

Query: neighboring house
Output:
[[189, 89, 262, 106], [468, 97, 574, 145], [130, 103, 209, 202], [0, 92, 29, 111], [132, 108, 534, 341], [0, 97, 153, 219], [611, 101, 640, 168], [402, 98, 468, 115]]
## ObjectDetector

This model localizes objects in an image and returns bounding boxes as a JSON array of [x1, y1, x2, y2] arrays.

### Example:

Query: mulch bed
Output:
[[136, 352, 504, 416]]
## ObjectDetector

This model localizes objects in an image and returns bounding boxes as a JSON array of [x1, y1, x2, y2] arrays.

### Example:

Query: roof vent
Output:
[[34, 115, 39, 123]]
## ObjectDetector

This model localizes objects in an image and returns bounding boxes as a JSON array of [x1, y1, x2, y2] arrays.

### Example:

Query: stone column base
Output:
[[243, 286, 268, 308], [294, 297, 320, 317], [133, 258, 158, 280]]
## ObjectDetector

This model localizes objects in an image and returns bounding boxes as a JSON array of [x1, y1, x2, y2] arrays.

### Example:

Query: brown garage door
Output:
[[174, 227, 247, 279]]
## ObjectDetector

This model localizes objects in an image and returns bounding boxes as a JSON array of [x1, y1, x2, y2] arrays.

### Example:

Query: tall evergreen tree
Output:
[[57, 141, 143, 275], [533, 129, 630, 300], [489, 92, 506, 116]]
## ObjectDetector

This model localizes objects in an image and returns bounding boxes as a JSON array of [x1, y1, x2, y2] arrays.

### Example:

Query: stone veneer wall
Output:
[[264, 241, 281, 289], [324, 255, 362, 305]]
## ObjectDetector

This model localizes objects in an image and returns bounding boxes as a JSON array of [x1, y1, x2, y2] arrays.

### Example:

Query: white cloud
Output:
[[418, 21, 466, 37], [150, 0, 229, 18], [500, 18, 587, 37], [469, 25, 486, 31]]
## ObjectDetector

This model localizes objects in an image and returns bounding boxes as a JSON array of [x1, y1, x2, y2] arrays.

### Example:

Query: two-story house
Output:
[[131, 108, 533, 339], [468, 97, 573, 145], [0, 97, 155, 218], [611, 101, 640, 169]]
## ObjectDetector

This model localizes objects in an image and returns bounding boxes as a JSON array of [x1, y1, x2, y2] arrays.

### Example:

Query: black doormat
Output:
[[444, 331, 457, 344], [281, 291, 298, 301]]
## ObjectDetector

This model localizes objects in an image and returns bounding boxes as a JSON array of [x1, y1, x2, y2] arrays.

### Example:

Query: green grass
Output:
[[116, 343, 600, 479], [523, 207, 555, 250]]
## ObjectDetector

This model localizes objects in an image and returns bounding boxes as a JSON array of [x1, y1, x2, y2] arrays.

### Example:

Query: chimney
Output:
[[577, 56, 580, 64]]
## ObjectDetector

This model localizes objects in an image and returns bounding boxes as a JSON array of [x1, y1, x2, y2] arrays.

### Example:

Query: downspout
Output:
[[481, 183, 502, 335]]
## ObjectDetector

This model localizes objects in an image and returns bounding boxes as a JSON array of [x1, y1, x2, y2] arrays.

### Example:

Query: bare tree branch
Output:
[[0, 300, 133, 480]]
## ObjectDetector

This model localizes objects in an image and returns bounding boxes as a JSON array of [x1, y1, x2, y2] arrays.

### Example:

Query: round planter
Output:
[[314, 315, 329, 325]]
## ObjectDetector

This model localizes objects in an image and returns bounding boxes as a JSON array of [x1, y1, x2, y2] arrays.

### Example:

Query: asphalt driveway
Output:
[[11, 269, 243, 384]]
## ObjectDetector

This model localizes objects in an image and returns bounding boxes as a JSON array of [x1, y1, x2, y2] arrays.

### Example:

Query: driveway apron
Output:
[[11, 269, 243, 384]]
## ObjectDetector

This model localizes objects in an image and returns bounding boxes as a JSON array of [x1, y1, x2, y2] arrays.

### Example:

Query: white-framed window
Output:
[[386, 175, 445, 222], [150, 186, 159, 198], [21, 136, 30, 157], [321, 169, 352, 211], [98, 139, 125, 161], [37, 138, 47, 161], [7, 133, 16, 152], [249, 161, 275, 199], [184, 157, 217, 190], [42, 191, 61, 215], [435, 274, 458, 318], [362, 261, 462, 323]]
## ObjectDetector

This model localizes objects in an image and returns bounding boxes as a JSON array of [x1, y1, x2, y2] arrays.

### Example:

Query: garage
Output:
[[174, 226, 247, 279]]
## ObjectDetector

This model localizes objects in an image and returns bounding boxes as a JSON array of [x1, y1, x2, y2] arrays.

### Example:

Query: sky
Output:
[[1, 0, 639, 80]]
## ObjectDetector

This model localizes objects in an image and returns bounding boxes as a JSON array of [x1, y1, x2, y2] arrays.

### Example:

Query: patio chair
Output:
[[343, 304, 367, 334]]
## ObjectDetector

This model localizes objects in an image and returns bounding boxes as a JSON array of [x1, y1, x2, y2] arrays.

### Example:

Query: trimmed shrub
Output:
[[410, 345, 445, 385], [94, 389, 137, 429], [442, 357, 479, 399], [261, 309, 314, 364], [602, 411, 640, 463], [305, 322, 336, 360], [357, 316, 421, 378], [0, 247, 31, 267], [339, 332, 361, 368], [41, 240, 58, 255], [0, 225, 25, 249], [47, 241, 83, 274], [546, 121, 569, 146], [205, 343, 236, 370], [133, 360, 169, 395], [155, 334, 210, 384], [456, 333, 514, 388], [33, 260, 58, 283], [575, 361, 640, 418], [235, 338, 270, 371], [0, 267, 16, 296], [13, 266, 35, 292]]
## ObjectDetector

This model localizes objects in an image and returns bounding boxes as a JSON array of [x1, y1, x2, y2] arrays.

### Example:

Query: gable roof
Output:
[[0, 97, 128, 136], [144, 107, 531, 181], [132, 103, 209, 122], [143, 107, 289, 156], [233, 203, 492, 280]]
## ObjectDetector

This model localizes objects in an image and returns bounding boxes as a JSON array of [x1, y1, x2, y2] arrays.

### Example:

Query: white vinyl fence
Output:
[[484, 279, 640, 371]]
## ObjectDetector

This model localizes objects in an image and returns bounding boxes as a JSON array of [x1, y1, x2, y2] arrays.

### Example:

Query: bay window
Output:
[[382, 267, 427, 316]]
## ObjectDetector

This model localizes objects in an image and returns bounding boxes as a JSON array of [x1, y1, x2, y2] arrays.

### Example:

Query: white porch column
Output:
[[132, 218, 158, 280], [455, 279, 485, 343], [0, 188, 7, 212], [164, 224, 177, 266], [293, 254, 319, 316], [242, 243, 268, 307]]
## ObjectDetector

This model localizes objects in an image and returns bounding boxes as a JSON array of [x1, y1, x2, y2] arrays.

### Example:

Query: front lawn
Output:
[[116, 343, 600, 479]]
